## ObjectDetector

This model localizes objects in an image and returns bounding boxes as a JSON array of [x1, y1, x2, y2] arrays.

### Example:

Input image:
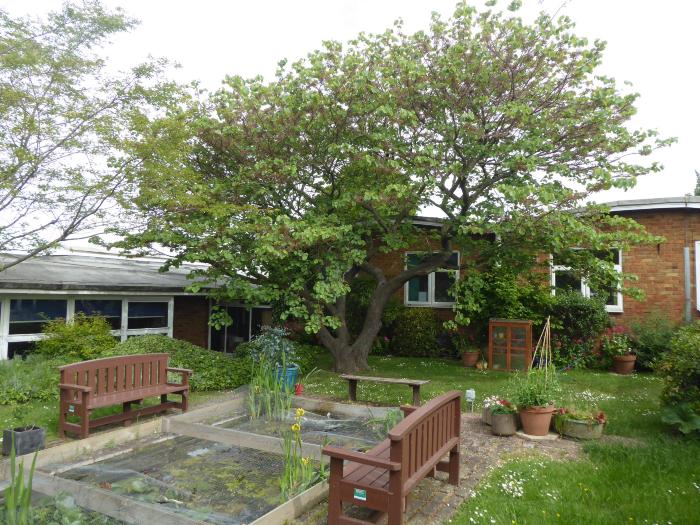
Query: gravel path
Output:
[[291, 413, 581, 525]]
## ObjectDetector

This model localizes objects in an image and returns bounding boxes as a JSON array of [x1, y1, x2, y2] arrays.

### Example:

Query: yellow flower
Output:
[[301, 457, 310, 465], [296, 408, 305, 418], [291, 423, 301, 433]]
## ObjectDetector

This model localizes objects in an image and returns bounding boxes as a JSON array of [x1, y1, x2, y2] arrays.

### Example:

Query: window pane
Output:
[[590, 285, 618, 306], [210, 325, 225, 352], [75, 299, 122, 330], [408, 275, 429, 302], [9, 299, 67, 334], [225, 307, 250, 352], [8, 341, 35, 360], [593, 249, 620, 265], [434, 271, 456, 303], [127, 302, 168, 329], [554, 271, 582, 294]]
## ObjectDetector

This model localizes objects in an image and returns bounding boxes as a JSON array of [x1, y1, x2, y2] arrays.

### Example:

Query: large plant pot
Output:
[[461, 351, 480, 368], [3, 426, 45, 456], [612, 354, 636, 375], [481, 406, 492, 425], [519, 406, 556, 436], [275, 365, 300, 391], [556, 418, 605, 440], [491, 413, 517, 436]]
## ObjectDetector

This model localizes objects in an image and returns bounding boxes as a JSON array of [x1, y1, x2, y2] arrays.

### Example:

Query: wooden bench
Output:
[[58, 353, 191, 439], [340, 374, 430, 406], [323, 390, 461, 525]]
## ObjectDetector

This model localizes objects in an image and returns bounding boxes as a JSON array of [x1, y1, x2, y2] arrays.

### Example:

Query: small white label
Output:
[[354, 488, 366, 501], [69, 405, 75, 413]]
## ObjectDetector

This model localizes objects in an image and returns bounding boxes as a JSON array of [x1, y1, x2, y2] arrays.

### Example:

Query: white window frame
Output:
[[404, 251, 460, 308], [0, 294, 175, 360], [695, 241, 700, 312], [550, 249, 623, 313]]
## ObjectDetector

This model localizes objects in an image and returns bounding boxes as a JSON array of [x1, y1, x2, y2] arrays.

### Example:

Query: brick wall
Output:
[[173, 296, 210, 348], [612, 209, 700, 327]]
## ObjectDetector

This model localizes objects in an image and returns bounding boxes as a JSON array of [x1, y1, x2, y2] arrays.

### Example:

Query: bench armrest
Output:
[[400, 405, 417, 417], [59, 383, 92, 393], [322, 446, 401, 471], [167, 367, 192, 375]]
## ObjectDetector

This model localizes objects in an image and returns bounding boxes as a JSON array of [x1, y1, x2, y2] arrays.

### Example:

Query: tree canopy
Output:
[[0, 1, 171, 270], [116, 2, 670, 371]]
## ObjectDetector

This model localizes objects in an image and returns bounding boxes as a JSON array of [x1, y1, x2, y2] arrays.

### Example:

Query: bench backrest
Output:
[[59, 354, 170, 398], [388, 390, 461, 492]]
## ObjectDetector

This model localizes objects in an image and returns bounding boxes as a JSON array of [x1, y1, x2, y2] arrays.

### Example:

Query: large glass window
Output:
[[75, 299, 122, 330], [551, 249, 623, 313], [405, 252, 459, 306], [127, 302, 168, 329], [9, 299, 67, 335]]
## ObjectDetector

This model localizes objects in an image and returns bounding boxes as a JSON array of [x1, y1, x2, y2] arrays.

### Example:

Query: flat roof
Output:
[[604, 196, 700, 212], [0, 254, 209, 293]]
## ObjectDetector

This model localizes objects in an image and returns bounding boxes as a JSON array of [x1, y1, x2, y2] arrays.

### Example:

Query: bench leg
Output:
[[348, 380, 358, 402], [412, 385, 421, 406], [180, 390, 189, 412], [161, 394, 168, 404], [448, 445, 460, 485], [58, 403, 67, 439], [328, 457, 343, 525], [80, 407, 90, 439], [388, 470, 403, 525], [123, 401, 132, 427]]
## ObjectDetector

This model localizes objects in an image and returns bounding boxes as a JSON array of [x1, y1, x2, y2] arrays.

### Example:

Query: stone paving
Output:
[[291, 412, 581, 525]]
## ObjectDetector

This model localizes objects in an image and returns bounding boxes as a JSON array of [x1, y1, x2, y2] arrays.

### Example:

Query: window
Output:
[[0, 296, 174, 360], [127, 301, 168, 329], [75, 299, 122, 330], [9, 299, 67, 335], [551, 249, 623, 313], [405, 252, 459, 307]]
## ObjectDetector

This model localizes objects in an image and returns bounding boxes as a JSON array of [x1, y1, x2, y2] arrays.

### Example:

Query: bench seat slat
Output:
[[339, 374, 429, 386]]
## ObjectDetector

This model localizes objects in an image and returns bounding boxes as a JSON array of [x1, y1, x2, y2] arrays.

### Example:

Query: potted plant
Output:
[[453, 334, 480, 367], [2, 407, 45, 456], [554, 407, 607, 440], [481, 395, 500, 425], [490, 399, 518, 436], [248, 326, 300, 390], [511, 367, 561, 436], [602, 327, 636, 374]]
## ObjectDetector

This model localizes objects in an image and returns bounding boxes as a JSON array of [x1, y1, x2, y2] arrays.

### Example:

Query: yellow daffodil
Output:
[[291, 423, 301, 433], [296, 408, 305, 418], [301, 457, 310, 465]]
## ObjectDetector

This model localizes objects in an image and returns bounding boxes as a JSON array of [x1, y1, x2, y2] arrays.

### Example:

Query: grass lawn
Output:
[[304, 354, 700, 525]]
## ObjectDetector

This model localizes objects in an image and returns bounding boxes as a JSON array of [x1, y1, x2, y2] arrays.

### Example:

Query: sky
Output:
[[5, 0, 700, 204]]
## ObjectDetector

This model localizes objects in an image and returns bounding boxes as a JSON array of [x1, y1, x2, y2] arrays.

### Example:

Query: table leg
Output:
[[349, 379, 358, 401], [412, 385, 421, 406]]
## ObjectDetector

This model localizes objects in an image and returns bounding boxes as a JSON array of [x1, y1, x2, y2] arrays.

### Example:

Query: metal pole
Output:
[[684, 246, 692, 323]]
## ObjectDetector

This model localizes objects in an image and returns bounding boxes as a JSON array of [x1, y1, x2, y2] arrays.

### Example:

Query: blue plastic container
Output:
[[275, 364, 300, 391]]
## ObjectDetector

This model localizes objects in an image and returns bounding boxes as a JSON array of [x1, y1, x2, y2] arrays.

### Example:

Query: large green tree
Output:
[[0, 1, 170, 271], [117, 3, 669, 372]]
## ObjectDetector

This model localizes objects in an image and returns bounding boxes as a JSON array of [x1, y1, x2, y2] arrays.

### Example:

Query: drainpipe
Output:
[[684, 246, 692, 324]]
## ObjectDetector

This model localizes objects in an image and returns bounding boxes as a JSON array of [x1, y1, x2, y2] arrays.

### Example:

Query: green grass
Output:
[[303, 354, 700, 525]]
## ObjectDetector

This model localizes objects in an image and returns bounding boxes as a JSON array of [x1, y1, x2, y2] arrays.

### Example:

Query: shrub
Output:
[[106, 335, 250, 392], [233, 339, 321, 375], [36, 314, 117, 360], [657, 322, 700, 407], [389, 308, 441, 357], [631, 310, 676, 370], [244, 326, 297, 366], [0, 355, 68, 405], [549, 291, 609, 368]]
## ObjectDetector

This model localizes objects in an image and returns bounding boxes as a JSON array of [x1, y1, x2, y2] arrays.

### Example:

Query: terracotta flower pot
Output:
[[461, 351, 480, 368], [612, 354, 636, 375], [519, 406, 556, 436], [491, 413, 517, 436]]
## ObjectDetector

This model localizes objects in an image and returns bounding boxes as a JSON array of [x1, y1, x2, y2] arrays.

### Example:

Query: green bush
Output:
[[549, 291, 610, 368], [657, 322, 700, 407], [237, 336, 322, 375], [105, 335, 250, 392], [389, 308, 441, 357], [36, 314, 117, 360], [630, 310, 676, 370], [0, 355, 68, 405]]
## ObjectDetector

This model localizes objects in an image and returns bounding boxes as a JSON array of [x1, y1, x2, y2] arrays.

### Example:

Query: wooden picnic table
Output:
[[339, 374, 430, 406]]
